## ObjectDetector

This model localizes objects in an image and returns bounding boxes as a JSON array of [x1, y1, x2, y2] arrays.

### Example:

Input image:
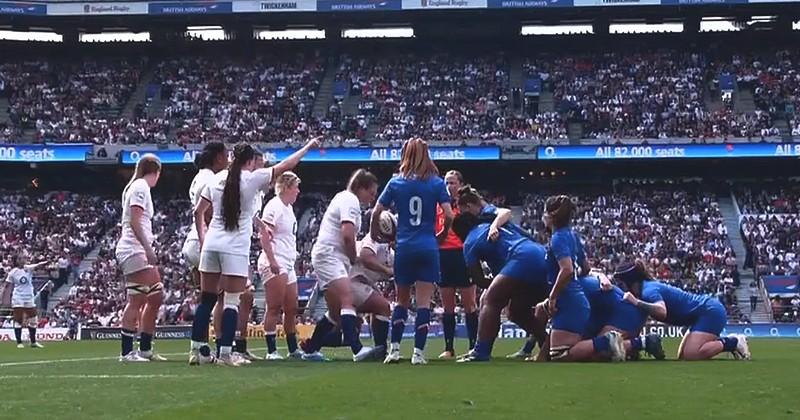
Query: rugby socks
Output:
[[219, 307, 238, 357], [414, 308, 431, 352], [234, 332, 247, 354], [390, 305, 408, 345], [340, 309, 363, 355], [465, 311, 479, 350], [592, 336, 611, 354], [719, 336, 739, 352], [321, 330, 343, 347], [139, 332, 153, 353], [373, 315, 390, 349], [443, 313, 456, 352], [473, 340, 494, 359], [121, 328, 136, 356], [308, 314, 337, 352], [14, 326, 22, 345], [629, 336, 644, 352], [190, 292, 218, 344], [265, 331, 278, 354], [286, 333, 298, 354], [522, 338, 536, 354], [28, 327, 37, 344], [214, 337, 222, 358]]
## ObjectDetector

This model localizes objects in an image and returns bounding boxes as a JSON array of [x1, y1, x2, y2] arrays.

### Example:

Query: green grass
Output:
[[1, 339, 798, 420]]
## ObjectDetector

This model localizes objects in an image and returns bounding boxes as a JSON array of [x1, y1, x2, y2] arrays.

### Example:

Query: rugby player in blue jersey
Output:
[[615, 259, 751, 361], [452, 212, 549, 362], [371, 138, 454, 365]]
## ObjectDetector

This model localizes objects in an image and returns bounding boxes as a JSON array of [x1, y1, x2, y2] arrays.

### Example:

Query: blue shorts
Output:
[[498, 242, 548, 287], [551, 283, 590, 335], [394, 248, 441, 286], [689, 299, 727, 335]]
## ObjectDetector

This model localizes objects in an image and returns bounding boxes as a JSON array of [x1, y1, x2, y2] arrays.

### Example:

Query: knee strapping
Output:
[[126, 282, 149, 296], [147, 282, 163, 296], [223, 292, 241, 311], [549, 345, 571, 361]]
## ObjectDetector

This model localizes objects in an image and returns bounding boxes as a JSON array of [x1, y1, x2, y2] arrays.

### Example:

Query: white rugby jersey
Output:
[[5, 267, 34, 301], [260, 195, 298, 268], [115, 178, 154, 260], [349, 235, 393, 285], [201, 167, 273, 257], [312, 190, 361, 256], [186, 168, 216, 242]]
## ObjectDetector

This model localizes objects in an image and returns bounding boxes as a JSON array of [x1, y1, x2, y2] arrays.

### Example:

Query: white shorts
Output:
[[350, 278, 377, 309], [12, 297, 35, 309], [182, 239, 201, 269], [199, 250, 249, 278], [257, 254, 297, 285], [311, 246, 351, 291], [117, 253, 153, 276]]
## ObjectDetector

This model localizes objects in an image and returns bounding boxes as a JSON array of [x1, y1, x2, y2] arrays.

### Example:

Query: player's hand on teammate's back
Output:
[[596, 272, 613, 291], [623, 292, 638, 305], [546, 297, 558, 315], [487, 225, 500, 242]]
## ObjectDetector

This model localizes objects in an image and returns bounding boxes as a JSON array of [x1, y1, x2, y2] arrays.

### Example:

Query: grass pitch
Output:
[[1, 338, 798, 420]]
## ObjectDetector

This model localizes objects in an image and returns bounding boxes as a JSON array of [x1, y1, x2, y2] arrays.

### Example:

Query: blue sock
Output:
[[28, 328, 37, 344], [214, 337, 221, 358], [219, 307, 238, 354], [522, 338, 536, 354], [190, 292, 217, 343], [443, 313, 456, 352], [720, 336, 738, 352], [308, 315, 336, 352], [13, 327, 22, 344], [234, 335, 247, 353], [592, 336, 611, 353], [121, 328, 136, 356], [474, 340, 494, 359], [391, 306, 408, 344], [373, 316, 389, 348], [340, 310, 363, 355], [139, 332, 153, 352], [465, 311, 479, 350], [630, 336, 644, 352], [266, 333, 277, 354], [321, 330, 343, 347], [414, 308, 431, 351], [286, 333, 298, 353]]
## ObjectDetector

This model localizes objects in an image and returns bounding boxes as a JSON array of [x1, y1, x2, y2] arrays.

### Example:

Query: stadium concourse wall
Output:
[[2, 0, 800, 17], [6, 323, 800, 342], [2, 143, 800, 164]]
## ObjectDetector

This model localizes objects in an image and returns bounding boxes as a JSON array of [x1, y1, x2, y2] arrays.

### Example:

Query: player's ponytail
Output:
[[222, 143, 255, 232], [399, 137, 439, 180], [124, 154, 161, 195], [544, 195, 576, 229]]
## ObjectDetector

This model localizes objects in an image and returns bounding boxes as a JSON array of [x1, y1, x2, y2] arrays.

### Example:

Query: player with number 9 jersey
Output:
[[371, 138, 453, 365]]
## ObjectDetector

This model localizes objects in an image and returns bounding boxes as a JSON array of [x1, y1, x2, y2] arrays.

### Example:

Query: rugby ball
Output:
[[378, 212, 397, 241]]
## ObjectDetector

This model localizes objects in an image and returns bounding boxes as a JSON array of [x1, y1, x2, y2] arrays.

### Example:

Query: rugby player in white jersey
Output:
[[2, 253, 47, 348], [258, 171, 302, 360], [301, 169, 380, 362], [189, 139, 316, 366], [114, 154, 163, 362]]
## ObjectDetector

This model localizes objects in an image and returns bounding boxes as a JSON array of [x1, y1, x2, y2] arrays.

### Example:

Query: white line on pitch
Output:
[[0, 347, 274, 367], [0, 374, 200, 380]]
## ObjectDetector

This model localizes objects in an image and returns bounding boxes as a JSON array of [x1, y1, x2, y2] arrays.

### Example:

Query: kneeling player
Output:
[[616, 260, 750, 361], [302, 216, 395, 361], [452, 213, 549, 362]]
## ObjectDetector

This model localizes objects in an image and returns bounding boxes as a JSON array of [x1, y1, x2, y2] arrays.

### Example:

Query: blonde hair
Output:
[[275, 171, 301, 195], [399, 137, 439, 180], [125, 154, 161, 193]]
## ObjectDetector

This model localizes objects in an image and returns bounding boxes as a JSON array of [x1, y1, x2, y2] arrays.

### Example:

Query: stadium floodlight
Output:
[[610, 22, 683, 34], [186, 26, 226, 41], [80, 32, 150, 43], [0, 30, 62, 42], [521, 25, 593, 36], [254, 29, 325, 40], [342, 27, 414, 39]]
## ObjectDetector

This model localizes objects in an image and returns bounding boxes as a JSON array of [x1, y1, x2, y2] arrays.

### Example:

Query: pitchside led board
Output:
[[0, 144, 92, 162], [537, 143, 800, 160], [119, 146, 502, 164]]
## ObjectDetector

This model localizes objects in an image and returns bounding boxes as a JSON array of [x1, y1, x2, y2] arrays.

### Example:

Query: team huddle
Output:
[[103, 136, 753, 365]]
